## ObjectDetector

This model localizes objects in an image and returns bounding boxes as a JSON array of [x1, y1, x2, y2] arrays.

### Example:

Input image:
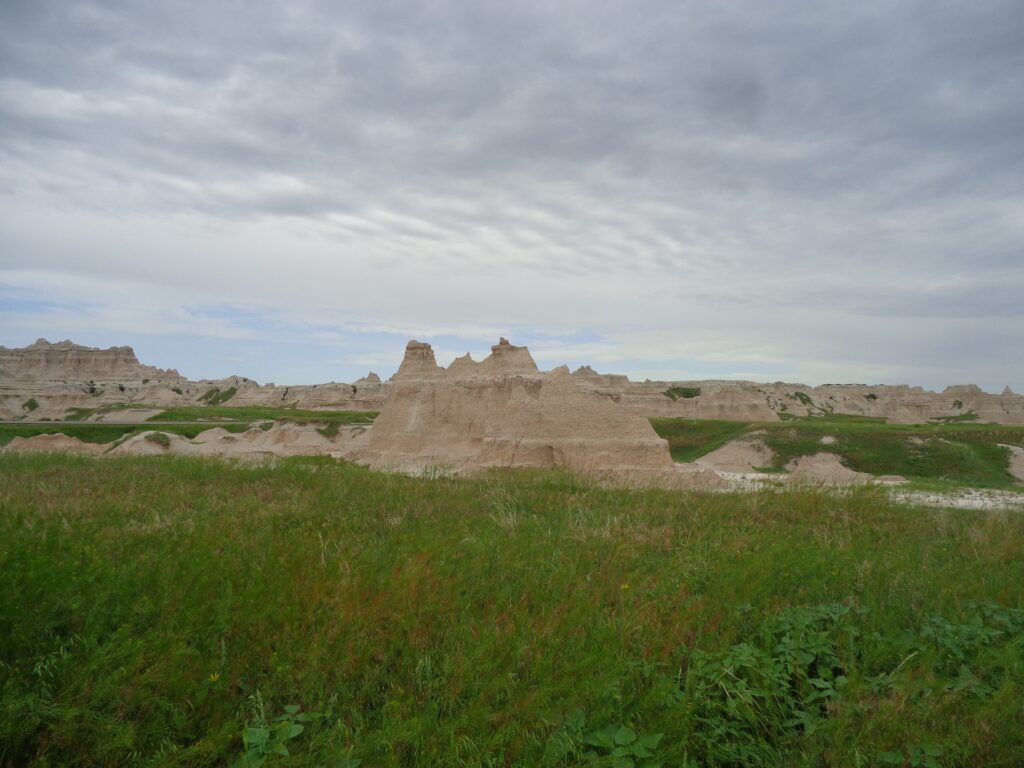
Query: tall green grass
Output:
[[1, 455, 1022, 766]]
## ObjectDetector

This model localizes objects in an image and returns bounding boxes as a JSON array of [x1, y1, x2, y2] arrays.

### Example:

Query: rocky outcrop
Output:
[[0, 338, 181, 382], [0, 339, 386, 419], [3, 423, 371, 460], [106, 423, 370, 459], [695, 435, 775, 473], [2, 433, 106, 455], [570, 367, 1024, 425], [2, 337, 1021, 426], [1001, 444, 1024, 483], [785, 453, 872, 484], [361, 339, 674, 472]]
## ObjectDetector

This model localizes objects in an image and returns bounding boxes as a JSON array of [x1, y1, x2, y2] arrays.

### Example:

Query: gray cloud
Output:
[[1, 0, 1022, 389]]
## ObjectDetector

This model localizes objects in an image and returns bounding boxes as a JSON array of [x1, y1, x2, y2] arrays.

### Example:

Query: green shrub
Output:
[[788, 391, 813, 406], [206, 387, 238, 406], [21, 398, 39, 412], [63, 407, 96, 421], [316, 422, 341, 439], [143, 431, 171, 448], [663, 386, 701, 401]]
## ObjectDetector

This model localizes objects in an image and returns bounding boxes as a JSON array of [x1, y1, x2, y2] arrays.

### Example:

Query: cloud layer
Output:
[[2, 1, 1022, 389]]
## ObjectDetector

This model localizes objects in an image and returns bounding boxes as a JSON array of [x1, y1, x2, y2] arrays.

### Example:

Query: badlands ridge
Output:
[[2, 338, 1023, 490], [3, 337, 1021, 425]]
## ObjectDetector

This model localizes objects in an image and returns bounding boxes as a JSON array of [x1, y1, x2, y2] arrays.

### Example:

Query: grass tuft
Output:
[[143, 431, 171, 448]]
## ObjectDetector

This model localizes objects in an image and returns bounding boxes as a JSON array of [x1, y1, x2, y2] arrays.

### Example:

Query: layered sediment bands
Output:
[[0, 338, 181, 382], [2, 337, 1021, 426], [2, 423, 370, 459], [362, 338, 674, 472], [0, 339, 386, 419], [570, 368, 1024, 425]]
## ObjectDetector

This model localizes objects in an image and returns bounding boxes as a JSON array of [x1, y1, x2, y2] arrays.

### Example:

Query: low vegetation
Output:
[[143, 431, 171, 448], [788, 391, 814, 407], [316, 421, 342, 439], [662, 386, 701, 401], [150, 405, 377, 425], [0, 407, 377, 450], [1, 455, 1022, 766], [199, 386, 224, 404], [208, 386, 238, 406], [648, 418, 751, 462], [21, 398, 39, 413], [650, 416, 1024, 489], [930, 411, 980, 424], [0, 422, 253, 448]]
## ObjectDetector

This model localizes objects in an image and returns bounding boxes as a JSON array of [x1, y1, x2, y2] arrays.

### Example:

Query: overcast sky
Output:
[[1, 1, 1022, 390]]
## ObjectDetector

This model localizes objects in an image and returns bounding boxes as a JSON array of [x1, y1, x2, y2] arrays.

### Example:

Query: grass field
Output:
[[2, 454, 1022, 766], [651, 417, 1024, 489]]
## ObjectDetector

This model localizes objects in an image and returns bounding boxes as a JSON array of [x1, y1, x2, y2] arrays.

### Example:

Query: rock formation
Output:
[[0, 338, 386, 419], [570, 368, 1024, 425], [2, 337, 1021, 426], [3, 433, 106, 455], [0, 338, 181, 382], [3, 422, 370, 460], [361, 338, 674, 472], [785, 453, 872, 484], [695, 435, 774, 473]]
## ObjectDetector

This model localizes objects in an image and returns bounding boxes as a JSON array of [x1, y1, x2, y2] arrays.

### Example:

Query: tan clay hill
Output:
[[2, 337, 1022, 426], [0, 338, 181, 381], [0, 339, 385, 420], [570, 368, 1024, 425], [360, 339, 675, 472], [3, 422, 370, 460]]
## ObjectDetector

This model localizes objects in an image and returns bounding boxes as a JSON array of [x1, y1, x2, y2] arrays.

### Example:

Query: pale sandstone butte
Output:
[[0, 338, 385, 419], [362, 338, 674, 472], [2, 337, 1022, 426], [570, 367, 1024, 425], [0, 338, 181, 382]]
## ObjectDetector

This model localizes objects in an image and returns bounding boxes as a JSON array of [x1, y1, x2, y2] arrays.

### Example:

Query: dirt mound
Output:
[[999, 444, 1024, 482], [107, 431, 193, 456], [104, 424, 371, 459], [3, 433, 106, 455], [785, 452, 872, 485], [696, 436, 774, 473], [361, 339, 673, 473], [88, 408, 165, 423]]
